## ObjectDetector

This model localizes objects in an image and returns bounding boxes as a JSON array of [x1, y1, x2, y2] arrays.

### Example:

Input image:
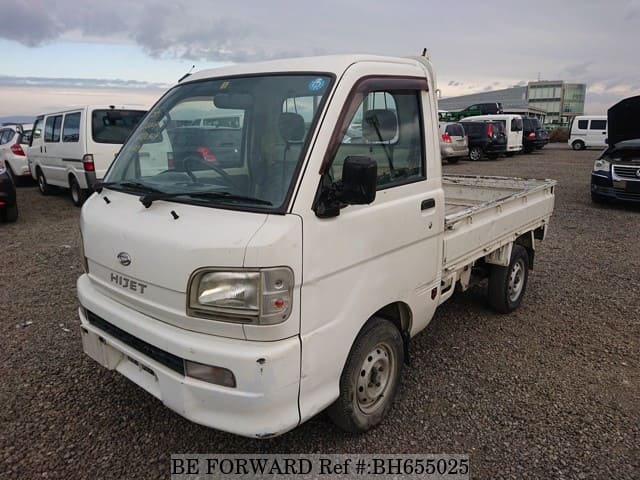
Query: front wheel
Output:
[[488, 245, 529, 313], [327, 317, 404, 433], [2, 203, 18, 222], [572, 140, 585, 151], [469, 147, 482, 161]]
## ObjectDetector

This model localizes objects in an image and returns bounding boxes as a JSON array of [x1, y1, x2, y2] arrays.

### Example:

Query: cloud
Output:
[[0, 75, 169, 90]]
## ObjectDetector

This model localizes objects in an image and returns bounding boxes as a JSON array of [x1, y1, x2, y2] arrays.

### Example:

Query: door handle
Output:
[[421, 198, 436, 210]]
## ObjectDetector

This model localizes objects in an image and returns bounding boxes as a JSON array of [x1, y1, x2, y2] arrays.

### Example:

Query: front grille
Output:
[[613, 165, 640, 180], [614, 189, 640, 201], [86, 310, 185, 375]]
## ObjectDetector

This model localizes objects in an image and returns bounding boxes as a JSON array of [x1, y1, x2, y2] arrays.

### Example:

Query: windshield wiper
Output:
[[94, 180, 164, 194], [139, 191, 273, 208]]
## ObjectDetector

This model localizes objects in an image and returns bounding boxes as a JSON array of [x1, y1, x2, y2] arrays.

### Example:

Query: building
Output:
[[527, 81, 586, 126], [438, 81, 586, 127]]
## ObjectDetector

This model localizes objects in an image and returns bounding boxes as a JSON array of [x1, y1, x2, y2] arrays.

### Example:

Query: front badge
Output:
[[117, 252, 131, 266]]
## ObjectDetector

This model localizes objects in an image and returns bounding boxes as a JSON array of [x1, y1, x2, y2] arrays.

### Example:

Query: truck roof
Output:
[[186, 54, 430, 83]]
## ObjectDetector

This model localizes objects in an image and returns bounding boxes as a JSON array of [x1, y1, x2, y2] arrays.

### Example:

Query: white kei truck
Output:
[[77, 53, 556, 438]]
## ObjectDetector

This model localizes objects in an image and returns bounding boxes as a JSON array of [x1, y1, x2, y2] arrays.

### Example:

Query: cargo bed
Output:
[[442, 174, 556, 272]]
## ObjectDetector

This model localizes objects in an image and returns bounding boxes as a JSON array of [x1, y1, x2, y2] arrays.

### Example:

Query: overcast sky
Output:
[[1, 0, 639, 117]]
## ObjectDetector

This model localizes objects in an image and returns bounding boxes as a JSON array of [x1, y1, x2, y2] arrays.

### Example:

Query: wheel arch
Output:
[[364, 301, 413, 365]]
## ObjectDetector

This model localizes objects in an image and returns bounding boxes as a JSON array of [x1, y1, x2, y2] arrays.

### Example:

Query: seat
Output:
[[258, 112, 306, 205]]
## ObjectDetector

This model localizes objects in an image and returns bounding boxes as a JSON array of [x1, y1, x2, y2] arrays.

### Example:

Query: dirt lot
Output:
[[1, 145, 638, 479]]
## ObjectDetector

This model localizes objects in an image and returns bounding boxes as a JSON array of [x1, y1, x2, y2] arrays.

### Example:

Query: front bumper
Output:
[[591, 172, 640, 203], [77, 274, 301, 438]]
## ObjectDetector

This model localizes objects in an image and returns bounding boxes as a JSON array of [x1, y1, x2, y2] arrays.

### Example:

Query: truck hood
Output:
[[607, 95, 640, 146], [80, 190, 268, 338]]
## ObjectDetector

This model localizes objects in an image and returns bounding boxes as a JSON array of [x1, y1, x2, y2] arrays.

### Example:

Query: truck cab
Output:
[[77, 54, 555, 437]]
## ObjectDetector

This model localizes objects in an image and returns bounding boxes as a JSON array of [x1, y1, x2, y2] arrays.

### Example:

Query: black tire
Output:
[[488, 245, 529, 314], [469, 147, 482, 161], [327, 317, 404, 433], [447, 157, 460, 164], [70, 176, 88, 207], [5, 162, 15, 184], [572, 140, 585, 151], [505, 152, 515, 157], [37, 168, 54, 195], [3, 203, 18, 222]]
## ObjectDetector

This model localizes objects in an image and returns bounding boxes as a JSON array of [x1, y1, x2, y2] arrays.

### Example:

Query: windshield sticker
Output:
[[219, 81, 231, 90], [308, 78, 327, 92]]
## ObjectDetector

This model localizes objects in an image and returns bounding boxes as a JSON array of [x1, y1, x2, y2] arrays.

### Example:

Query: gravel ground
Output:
[[1, 144, 639, 479]]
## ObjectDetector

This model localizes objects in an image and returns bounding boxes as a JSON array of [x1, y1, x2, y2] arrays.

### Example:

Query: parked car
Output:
[[591, 95, 640, 204], [568, 115, 607, 150], [460, 120, 507, 160], [0, 124, 33, 183], [28, 105, 147, 206], [439, 122, 468, 163], [522, 117, 549, 153], [0, 160, 18, 222], [461, 114, 523, 156]]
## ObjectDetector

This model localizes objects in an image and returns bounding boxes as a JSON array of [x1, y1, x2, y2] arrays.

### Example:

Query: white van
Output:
[[28, 105, 147, 206], [568, 115, 607, 150], [461, 114, 523, 155]]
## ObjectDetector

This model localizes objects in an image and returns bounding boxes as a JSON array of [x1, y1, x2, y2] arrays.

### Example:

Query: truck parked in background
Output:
[[77, 53, 556, 438]]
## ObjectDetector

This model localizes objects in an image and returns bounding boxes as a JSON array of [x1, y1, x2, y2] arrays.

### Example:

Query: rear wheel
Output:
[[488, 245, 529, 313], [505, 152, 515, 157], [37, 168, 54, 195], [572, 140, 585, 151], [70, 176, 87, 207], [469, 147, 482, 161], [327, 317, 404, 433], [447, 157, 460, 164]]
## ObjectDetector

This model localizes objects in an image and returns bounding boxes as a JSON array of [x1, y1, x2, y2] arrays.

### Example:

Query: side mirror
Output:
[[341, 156, 377, 205], [313, 156, 377, 218]]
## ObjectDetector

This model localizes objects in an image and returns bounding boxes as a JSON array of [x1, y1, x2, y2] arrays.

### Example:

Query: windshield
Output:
[[105, 74, 333, 212]]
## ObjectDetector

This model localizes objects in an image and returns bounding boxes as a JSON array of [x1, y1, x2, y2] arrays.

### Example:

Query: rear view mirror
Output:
[[213, 93, 253, 110], [341, 156, 377, 205]]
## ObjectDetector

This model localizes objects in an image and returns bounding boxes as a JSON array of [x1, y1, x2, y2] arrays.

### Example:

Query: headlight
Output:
[[593, 159, 610, 173], [187, 267, 294, 325]]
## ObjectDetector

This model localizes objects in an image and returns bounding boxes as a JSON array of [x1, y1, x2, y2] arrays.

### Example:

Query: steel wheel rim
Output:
[[508, 259, 526, 302], [356, 343, 394, 414]]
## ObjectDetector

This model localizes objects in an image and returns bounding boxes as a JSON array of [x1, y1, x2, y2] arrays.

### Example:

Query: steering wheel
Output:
[[182, 155, 238, 190]]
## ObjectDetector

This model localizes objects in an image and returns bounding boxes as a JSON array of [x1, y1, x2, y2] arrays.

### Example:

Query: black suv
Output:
[[522, 117, 549, 153], [460, 121, 507, 160]]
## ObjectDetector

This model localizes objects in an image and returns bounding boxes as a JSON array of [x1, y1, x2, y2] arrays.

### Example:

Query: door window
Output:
[[44, 115, 62, 142], [63, 112, 81, 142], [330, 89, 425, 189]]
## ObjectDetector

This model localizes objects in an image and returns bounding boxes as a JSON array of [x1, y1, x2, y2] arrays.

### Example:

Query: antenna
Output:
[[178, 65, 196, 83]]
